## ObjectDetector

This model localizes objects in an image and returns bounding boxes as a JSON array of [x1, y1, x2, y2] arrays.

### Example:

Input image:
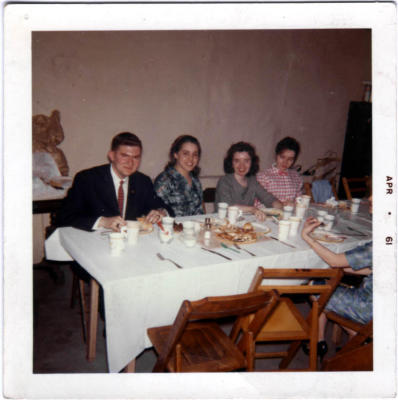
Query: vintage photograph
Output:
[[3, 2, 397, 399]]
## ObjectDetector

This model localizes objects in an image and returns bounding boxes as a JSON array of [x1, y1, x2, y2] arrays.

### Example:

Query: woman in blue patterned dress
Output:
[[154, 135, 204, 217], [301, 196, 373, 357]]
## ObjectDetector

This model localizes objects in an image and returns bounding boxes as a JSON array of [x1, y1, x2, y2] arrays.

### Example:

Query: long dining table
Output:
[[45, 203, 372, 373]]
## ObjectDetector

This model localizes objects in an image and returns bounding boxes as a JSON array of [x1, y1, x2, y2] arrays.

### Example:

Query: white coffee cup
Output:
[[301, 195, 311, 207], [283, 205, 294, 220], [295, 203, 306, 218], [183, 232, 197, 248], [182, 220, 195, 235], [228, 206, 242, 225], [288, 216, 301, 236], [217, 202, 228, 219], [162, 216, 175, 227], [317, 210, 328, 223], [278, 220, 291, 241], [126, 221, 140, 244], [324, 214, 335, 231], [351, 198, 361, 214], [109, 232, 125, 256]]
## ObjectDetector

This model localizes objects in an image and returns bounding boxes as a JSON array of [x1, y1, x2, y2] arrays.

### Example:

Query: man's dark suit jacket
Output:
[[56, 164, 174, 231]]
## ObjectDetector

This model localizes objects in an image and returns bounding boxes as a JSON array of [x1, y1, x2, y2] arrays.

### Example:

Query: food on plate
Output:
[[242, 222, 254, 232], [173, 222, 183, 232], [309, 230, 346, 243], [214, 223, 259, 244], [137, 217, 154, 233]]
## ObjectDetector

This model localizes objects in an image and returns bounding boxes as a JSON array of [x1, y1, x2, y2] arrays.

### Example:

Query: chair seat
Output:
[[242, 299, 310, 341], [148, 321, 247, 372]]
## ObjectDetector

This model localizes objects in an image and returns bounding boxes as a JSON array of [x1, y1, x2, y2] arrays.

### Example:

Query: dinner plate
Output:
[[310, 229, 346, 243], [263, 208, 284, 220]]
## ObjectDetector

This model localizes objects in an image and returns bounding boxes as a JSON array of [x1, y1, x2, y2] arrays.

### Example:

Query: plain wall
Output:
[[32, 29, 371, 182], [32, 29, 371, 262]]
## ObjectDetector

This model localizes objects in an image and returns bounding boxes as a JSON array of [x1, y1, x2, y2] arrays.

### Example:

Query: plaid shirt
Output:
[[255, 164, 303, 205], [154, 167, 204, 217]]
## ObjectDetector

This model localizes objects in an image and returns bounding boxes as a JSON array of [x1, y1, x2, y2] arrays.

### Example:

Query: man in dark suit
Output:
[[56, 132, 173, 231]]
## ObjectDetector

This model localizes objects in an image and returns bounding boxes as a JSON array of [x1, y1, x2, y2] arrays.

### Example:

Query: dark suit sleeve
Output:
[[55, 169, 115, 231]]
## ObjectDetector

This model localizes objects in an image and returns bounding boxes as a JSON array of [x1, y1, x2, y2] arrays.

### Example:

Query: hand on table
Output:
[[145, 209, 167, 224], [99, 216, 126, 232], [252, 208, 266, 222], [301, 217, 322, 238]]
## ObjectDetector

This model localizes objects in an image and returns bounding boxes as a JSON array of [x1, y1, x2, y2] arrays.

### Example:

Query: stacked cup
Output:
[[159, 216, 174, 243]]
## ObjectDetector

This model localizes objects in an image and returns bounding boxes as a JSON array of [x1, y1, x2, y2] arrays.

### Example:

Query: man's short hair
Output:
[[111, 132, 142, 151]]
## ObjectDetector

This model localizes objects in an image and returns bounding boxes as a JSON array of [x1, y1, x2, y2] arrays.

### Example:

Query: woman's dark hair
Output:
[[223, 142, 259, 176], [166, 135, 202, 176], [275, 137, 300, 163], [111, 132, 142, 151]]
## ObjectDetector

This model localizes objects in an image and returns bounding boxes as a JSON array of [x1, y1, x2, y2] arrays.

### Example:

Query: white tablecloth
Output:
[[45, 207, 371, 373]]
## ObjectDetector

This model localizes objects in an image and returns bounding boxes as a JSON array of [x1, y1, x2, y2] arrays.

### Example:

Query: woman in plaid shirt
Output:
[[255, 137, 303, 206]]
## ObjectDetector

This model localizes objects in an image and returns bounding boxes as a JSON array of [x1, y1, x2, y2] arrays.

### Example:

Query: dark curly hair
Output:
[[275, 137, 300, 163], [166, 135, 202, 176], [223, 142, 259, 176]]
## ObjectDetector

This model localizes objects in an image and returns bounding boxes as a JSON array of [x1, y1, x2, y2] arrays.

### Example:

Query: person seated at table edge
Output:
[[255, 136, 303, 208], [215, 141, 282, 221], [154, 135, 204, 217], [300, 195, 373, 359], [56, 132, 173, 232]]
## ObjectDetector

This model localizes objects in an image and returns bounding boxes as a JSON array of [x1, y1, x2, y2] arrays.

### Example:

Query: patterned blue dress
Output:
[[325, 242, 372, 324], [154, 167, 204, 217]]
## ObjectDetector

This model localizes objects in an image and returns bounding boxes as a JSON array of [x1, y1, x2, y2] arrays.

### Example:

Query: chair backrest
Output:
[[154, 290, 280, 371], [248, 267, 343, 314], [304, 177, 338, 202], [202, 187, 216, 213], [342, 176, 371, 200]]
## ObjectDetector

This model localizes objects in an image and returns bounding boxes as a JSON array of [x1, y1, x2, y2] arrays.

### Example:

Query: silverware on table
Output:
[[346, 226, 367, 236], [201, 247, 232, 260], [220, 242, 240, 253], [268, 236, 297, 249], [156, 253, 183, 269], [234, 243, 256, 257]]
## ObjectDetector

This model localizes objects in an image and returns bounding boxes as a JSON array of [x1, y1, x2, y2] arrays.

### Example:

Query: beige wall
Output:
[[32, 29, 371, 184], [32, 29, 370, 262]]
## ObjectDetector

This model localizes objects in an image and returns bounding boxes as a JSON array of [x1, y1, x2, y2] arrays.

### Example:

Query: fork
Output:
[[156, 253, 183, 269], [234, 243, 256, 257]]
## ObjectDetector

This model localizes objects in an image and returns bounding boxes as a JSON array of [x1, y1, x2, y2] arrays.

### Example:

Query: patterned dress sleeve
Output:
[[345, 242, 372, 271]]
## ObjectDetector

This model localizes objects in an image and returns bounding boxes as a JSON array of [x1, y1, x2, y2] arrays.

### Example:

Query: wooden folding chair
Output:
[[322, 319, 373, 371], [342, 176, 371, 200], [232, 267, 343, 371], [147, 290, 280, 372]]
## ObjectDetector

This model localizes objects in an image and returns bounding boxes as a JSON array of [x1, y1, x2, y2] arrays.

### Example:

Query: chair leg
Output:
[[332, 323, 343, 346], [245, 332, 255, 372], [279, 340, 301, 369], [79, 279, 88, 343], [70, 272, 79, 308], [309, 301, 319, 370]]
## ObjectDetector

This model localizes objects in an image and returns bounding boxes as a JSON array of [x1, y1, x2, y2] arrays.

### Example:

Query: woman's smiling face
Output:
[[232, 151, 251, 177], [174, 142, 200, 174]]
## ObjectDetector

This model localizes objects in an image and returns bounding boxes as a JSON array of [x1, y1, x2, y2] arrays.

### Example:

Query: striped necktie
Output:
[[118, 180, 124, 216]]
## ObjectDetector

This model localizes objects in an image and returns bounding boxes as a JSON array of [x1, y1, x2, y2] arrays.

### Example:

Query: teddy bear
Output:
[[32, 109, 69, 176]]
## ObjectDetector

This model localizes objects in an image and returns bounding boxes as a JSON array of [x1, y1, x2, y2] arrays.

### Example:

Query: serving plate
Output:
[[310, 229, 346, 243]]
